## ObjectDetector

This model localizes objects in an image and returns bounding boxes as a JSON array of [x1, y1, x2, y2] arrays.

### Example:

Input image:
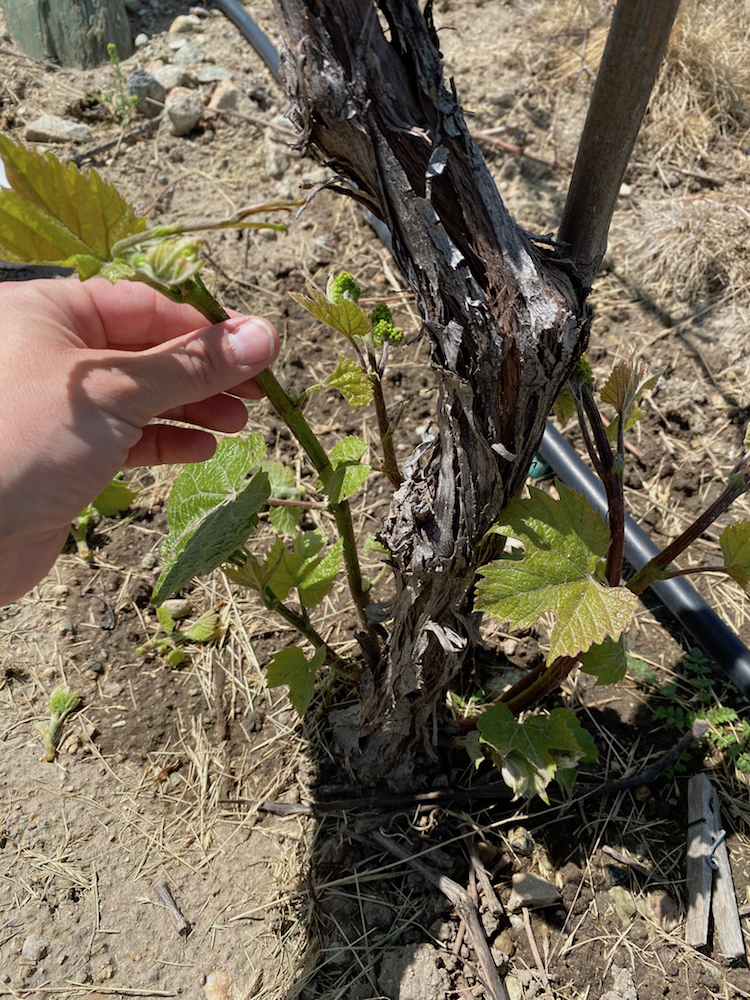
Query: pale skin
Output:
[[0, 276, 279, 604]]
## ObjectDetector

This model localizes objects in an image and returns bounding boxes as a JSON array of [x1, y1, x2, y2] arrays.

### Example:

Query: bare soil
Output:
[[1, 2, 750, 999]]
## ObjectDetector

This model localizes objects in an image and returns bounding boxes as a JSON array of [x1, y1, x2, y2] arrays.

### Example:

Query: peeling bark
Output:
[[272, 0, 590, 783]]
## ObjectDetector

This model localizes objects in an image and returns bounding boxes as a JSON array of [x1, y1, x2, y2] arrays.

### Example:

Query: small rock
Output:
[[601, 964, 638, 1000], [170, 14, 204, 33], [208, 79, 240, 111], [173, 42, 206, 66], [21, 935, 50, 962], [51, 584, 70, 598], [140, 553, 158, 569], [507, 872, 561, 911], [25, 114, 92, 144], [377, 944, 449, 999], [301, 167, 330, 185], [59, 618, 76, 635], [162, 598, 192, 620], [102, 682, 123, 698], [134, 33, 149, 48], [193, 65, 232, 84], [153, 65, 189, 92], [506, 978, 524, 1000], [189, 5, 210, 16], [264, 130, 290, 179], [127, 68, 165, 118], [165, 87, 203, 136]]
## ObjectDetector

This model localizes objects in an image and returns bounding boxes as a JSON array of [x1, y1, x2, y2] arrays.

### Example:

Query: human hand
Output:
[[0, 276, 279, 603]]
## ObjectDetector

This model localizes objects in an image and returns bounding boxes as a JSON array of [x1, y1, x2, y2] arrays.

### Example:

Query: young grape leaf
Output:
[[91, 478, 139, 517], [266, 531, 343, 608], [476, 482, 637, 663], [290, 286, 370, 341], [152, 437, 269, 604], [552, 384, 578, 428], [600, 356, 664, 442], [185, 610, 221, 642], [0, 133, 146, 277], [720, 520, 750, 596], [317, 436, 371, 504], [266, 645, 326, 715], [477, 703, 587, 802], [156, 605, 176, 636], [261, 460, 303, 535], [324, 358, 375, 408], [578, 635, 628, 685]]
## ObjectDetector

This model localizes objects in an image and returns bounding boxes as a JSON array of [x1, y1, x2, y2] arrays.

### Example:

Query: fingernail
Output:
[[227, 317, 277, 367]]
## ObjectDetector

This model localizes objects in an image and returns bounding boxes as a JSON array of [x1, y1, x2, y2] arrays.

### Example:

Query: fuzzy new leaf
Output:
[[266, 645, 326, 715], [92, 478, 139, 517], [324, 358, 375, 407], [720, 520, 750, 596], [290, 286, 370, 341], [477, 703, 589, 801], [601, 357, 663, 441], [0, 134, 146, 276], [578, 635, 628, 685], [317, 436, 371, 504], [153, 437, 269, 604], [476, 482, 637, 663], [266, 531, 343, 608], [262, 460, 303, 535]]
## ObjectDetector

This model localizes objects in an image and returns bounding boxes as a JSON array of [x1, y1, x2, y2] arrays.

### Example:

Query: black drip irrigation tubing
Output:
[[539, 422, 750, 698], [210, 0, 282, 86], [219, 3, 750, 699]]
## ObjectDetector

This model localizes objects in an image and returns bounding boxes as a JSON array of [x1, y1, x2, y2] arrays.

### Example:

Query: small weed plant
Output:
[[2, 135, 750, 795]]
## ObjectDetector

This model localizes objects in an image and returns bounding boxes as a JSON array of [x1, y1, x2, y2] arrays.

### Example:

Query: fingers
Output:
[[123, 425, 218, 467], [157, 393, 249, 434]]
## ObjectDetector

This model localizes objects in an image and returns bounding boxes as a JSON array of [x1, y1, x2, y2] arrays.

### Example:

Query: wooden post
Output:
[[1, 0, 132, 69]]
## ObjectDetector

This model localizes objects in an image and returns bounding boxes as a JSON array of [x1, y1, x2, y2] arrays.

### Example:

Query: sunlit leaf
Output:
[[477, 482, 637, 663], [317, 435, 371, 503], [152, 437, 269, 604], [185, 610, 221, 642], [324, 358, 375, 407], [266, 645, 326, 715], [578, 635, 628, 685], [600, 356, 664, 441], [720, 520, 750, 596], [0, 133, 146, 273], [477, 703, 587, 802], [91, 477, 139, 517], [290, 286, 370, 340]]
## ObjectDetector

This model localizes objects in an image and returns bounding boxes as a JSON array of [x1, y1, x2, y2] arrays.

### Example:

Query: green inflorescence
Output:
[[370, 303, 404, 345], [327, 271, 361, 304]]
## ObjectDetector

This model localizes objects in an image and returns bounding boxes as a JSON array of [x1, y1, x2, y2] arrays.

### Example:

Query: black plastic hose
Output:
[[539, 421, 750, 697], [211, 0, 282, 86]]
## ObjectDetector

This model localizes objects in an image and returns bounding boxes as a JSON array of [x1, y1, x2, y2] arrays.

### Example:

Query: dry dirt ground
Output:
[[2, 1, 750, 998]]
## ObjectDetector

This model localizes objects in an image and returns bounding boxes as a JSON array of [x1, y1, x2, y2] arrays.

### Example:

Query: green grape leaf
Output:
[[121, 235, 206, 287], [578, 635, 628, 686], [324, 358, 375, 407], [720, 520, 750, 596], [476, 482, 637, 663], [267, 531, 343, 608], [49, 685, 80, 717], [261, 460, 303, 535], [91, 477, 139, 517], [317, 436, 371, 504], [552, 384, 578, 428], [156, 605, 176, 636], [152, 437, 269, 604], [185, 610, 221, 642], [290, 286, 370, 340], [0, 133, 146, 274], [477, 703, 587, 802], [600, 356, 664, 440], [266, 645, 326, 715]]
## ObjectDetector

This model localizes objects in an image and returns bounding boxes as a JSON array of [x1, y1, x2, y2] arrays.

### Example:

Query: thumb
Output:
[[108, 315, 279, 422]]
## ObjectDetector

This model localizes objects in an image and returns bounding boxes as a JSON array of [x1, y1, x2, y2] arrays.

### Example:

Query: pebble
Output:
[[264, 128, 290, 179], [153, 65, 189, 92], [21, 935, 50, 962], [193, 65, 232, 84], [102, 682, 123, 697], [208, 79, 240, 111], [51, 584, 70, 598], [127, 68, 166, 118], [165, 87, 203, 136], [172, 42, 205, 66], [140, 553, 158, 569], [134, 33, 149, 48], [162, 598, 192, 619], [25, 114, 92, 144], [507, 872, 561, 911], [169, 14, 204, 33], [189, 5, 210, 16]]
